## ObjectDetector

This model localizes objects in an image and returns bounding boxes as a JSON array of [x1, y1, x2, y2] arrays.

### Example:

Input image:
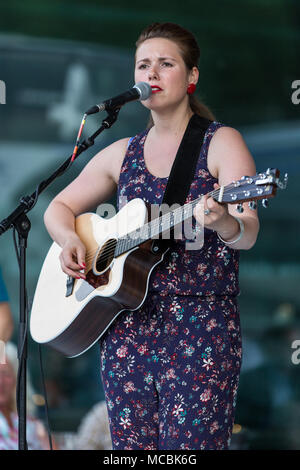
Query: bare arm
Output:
[[44, 137, 129, 278], [195, 126, 260, 250], [0, 302, 14, 342]]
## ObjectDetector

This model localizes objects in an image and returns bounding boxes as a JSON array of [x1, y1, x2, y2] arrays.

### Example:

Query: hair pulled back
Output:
[[135, 22, 215, 125]]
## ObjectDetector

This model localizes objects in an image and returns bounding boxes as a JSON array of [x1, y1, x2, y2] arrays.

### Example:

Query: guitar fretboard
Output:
[[115, 196, 203, 256], [113, 168, 281, 257]]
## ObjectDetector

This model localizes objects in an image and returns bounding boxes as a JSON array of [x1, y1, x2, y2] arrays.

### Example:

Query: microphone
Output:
[[85, 82, 152, 115]]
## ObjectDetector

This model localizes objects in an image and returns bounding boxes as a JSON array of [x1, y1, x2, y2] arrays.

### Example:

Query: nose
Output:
[[148, 64, 159, 81]]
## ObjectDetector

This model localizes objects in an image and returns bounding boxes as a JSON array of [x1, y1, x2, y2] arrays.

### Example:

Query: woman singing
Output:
[[44, 22, 259, 450]]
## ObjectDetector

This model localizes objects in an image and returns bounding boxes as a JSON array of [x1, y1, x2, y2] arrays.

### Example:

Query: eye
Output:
[[137, 63, 148, 70], [162, 62, 173, 67]]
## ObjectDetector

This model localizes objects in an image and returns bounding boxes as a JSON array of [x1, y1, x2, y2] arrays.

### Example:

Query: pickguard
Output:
[[75, 268, 111, 301]]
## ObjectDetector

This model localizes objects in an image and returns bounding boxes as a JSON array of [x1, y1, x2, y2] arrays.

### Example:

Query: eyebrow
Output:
[[136, 57, 177, 64]]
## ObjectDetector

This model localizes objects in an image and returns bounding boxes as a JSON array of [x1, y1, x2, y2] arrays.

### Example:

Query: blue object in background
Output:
[[0, 267, 9, 302]]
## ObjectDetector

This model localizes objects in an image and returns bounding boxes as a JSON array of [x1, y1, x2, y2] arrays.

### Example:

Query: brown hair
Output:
[[135, 22, 215, 126]]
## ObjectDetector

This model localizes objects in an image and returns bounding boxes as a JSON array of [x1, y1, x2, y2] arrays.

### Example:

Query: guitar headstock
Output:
[[213, 168, 288, 211]]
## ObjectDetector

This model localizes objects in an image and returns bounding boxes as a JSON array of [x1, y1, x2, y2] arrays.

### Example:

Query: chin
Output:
[[142, 99, 171, 112]]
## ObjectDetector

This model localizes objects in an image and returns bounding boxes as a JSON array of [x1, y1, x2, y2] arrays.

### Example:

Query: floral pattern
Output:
[[100, 293, 242, 450], [100, 121, 243, 450]]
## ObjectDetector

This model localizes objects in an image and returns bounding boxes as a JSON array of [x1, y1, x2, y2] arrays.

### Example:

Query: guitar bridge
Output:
[[66, 275, 75, 297]]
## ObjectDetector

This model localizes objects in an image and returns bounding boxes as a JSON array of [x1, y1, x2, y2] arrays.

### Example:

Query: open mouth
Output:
[[151, 86, 163, 93]]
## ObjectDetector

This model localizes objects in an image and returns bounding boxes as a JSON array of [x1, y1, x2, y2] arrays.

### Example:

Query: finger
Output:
[[193, 202, 203, 219], [59, 252, 85, 277], [208, 198, 225, 214], [199, 195, 212, 217], [202, 193, 210, 208], [75, 246, 86, 269], [206, 196, 217, 211], [60, 252, 86, 280], [61, 252, 82, 271], [62, 266, 86, 280]]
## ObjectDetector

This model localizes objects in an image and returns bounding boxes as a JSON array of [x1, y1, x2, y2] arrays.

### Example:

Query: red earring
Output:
[[187, 83, 196, 95]]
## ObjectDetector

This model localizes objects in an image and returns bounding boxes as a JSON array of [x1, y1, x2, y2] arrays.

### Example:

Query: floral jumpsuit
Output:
[[99, 121, 242, 450]]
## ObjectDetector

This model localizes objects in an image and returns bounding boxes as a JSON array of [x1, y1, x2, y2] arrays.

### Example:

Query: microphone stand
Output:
[[0, 108, 120, 450]]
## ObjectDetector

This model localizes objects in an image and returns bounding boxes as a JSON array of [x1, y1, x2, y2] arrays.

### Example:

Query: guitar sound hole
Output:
[[96, 238, 117, 273]]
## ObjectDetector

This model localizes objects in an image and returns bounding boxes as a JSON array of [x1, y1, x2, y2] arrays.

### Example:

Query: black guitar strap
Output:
[[152, 113, 212, 252]]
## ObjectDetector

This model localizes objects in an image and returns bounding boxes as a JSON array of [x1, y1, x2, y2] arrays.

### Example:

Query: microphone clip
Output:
[[102, 107, 121, 128]]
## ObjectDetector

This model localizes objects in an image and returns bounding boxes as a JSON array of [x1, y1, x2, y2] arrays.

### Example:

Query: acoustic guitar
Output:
[[29, 168, 287, 357]]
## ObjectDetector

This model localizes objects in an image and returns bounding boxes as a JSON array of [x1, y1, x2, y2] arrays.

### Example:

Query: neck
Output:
[[150, 102, 194, 137]]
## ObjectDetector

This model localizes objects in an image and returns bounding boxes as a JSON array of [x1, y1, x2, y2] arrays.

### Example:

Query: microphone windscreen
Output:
[[134, 82, 152, 101]]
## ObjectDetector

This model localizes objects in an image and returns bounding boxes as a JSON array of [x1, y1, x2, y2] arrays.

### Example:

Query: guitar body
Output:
[[30, 198, 168, 357]]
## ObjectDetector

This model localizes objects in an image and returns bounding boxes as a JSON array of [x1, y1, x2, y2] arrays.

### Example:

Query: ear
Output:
[[189, 66, 199, 85]]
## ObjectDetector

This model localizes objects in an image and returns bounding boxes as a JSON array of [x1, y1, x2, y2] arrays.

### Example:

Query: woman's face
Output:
[[0, 360, 16, 409], [135, 37, 198, 112]]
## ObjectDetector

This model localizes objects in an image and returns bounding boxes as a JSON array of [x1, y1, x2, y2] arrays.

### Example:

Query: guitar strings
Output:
[[83, 181, 257, 267], [82, 181, 255, 266], [82, 188, 215, 266], [81, 181, 254, 267], [89, 168, 270, 268]]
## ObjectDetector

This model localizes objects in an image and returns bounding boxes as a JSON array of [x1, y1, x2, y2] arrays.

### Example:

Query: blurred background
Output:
[[0, 0, 299, 450]]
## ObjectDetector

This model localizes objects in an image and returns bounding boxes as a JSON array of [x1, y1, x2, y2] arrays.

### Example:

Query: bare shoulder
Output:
[[92, 137, 130, 185], [209, 126, 249, 159], [208, 126, 256, 184]]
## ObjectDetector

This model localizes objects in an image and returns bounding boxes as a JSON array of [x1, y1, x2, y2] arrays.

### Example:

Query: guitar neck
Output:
[[115, 195, 203, 256], [114, 167, 285, 257]]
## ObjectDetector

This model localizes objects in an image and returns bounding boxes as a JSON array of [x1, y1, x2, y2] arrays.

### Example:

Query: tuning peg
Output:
[[248, 201, 257, 210], [262, 198, 269, 208], [277, 173, 288, 190], [236, 203, 244, 213]]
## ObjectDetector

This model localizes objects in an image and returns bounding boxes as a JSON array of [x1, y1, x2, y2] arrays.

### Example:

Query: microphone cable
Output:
[[71, 113, 87, 162]]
